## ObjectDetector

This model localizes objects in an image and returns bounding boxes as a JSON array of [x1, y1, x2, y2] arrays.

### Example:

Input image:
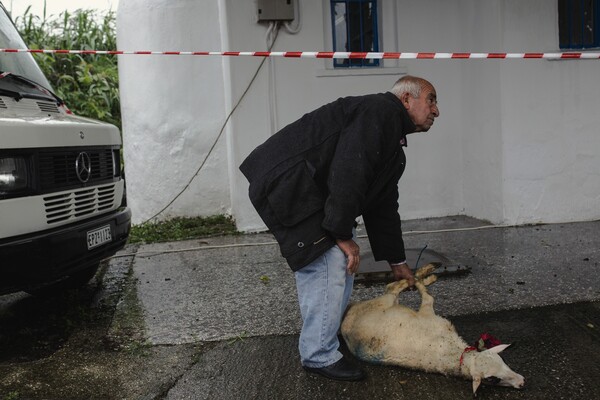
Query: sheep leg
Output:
[[384, 263, 436, 296], [414, 263, 436, 279], [416, 275, 437, 316]]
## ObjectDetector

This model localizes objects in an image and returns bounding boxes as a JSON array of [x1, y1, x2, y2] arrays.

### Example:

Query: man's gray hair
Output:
[[390, 75, 424, 98]]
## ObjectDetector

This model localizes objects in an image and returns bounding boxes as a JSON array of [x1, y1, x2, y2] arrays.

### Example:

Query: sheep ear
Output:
[[472, 376, 482, 396], [488, 343, 511, 354]]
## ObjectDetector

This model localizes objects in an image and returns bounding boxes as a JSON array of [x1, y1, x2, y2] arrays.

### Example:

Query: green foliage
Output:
[[13, 6, 121, 128], [128, 215, 239, 244], [3, 392, 20, 400]]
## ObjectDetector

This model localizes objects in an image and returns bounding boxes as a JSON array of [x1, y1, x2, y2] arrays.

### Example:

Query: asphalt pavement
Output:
[[129, 216, 600, 399], [1, 216, 600, 399]]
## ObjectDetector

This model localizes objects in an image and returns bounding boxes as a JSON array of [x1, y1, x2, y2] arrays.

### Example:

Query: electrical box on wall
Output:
[[257, 0, 294, 22]]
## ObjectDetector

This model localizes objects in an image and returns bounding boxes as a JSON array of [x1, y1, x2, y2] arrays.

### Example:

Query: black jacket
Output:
[[240, 91, 417, 271]]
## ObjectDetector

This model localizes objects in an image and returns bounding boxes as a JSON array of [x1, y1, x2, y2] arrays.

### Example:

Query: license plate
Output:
[[87, 225, 112, 250]]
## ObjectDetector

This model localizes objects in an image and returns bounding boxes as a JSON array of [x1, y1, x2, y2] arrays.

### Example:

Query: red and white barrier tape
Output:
[[1, 49, 600, 59]]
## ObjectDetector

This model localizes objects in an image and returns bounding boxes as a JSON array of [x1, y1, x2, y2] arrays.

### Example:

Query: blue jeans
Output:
[[295, 244, 354, 368]]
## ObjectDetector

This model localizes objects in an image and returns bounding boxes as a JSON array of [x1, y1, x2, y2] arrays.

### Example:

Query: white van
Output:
[[0, 3, 131, 295]]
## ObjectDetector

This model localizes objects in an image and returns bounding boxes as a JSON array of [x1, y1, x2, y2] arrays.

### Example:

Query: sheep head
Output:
[[467, 344, 525, 395]]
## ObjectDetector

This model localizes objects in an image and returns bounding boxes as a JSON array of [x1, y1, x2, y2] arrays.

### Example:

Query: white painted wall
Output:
[[117, 0, 600, 229], [498, 0, 600, 224], [226, 0, 467, 231], [459, 1, 505, 223], [117, 0, 231, 224]]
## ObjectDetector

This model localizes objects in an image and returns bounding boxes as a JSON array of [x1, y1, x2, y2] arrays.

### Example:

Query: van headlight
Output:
[[0, 157, 29, 193]]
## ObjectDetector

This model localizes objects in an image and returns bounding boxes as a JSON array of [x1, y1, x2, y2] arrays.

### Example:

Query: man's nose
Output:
[[432, 104, 440, 117]]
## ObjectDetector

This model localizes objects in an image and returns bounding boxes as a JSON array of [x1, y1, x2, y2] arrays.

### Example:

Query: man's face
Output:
[[404, 84, 440, 132]]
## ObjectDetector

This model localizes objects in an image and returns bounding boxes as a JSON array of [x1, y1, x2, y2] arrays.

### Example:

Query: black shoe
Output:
[[303, 357, 366, 381]]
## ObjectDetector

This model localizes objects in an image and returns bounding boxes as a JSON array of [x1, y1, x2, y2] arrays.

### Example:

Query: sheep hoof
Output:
[[415, 263, 438, 279], [421, 274, 437, 286]]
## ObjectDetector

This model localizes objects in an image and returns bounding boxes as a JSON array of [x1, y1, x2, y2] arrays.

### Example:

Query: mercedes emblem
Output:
[[75, 152, 92, 183]]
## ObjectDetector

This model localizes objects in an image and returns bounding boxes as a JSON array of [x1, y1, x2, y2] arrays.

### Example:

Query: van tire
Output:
[[25, 263, 100, 296]]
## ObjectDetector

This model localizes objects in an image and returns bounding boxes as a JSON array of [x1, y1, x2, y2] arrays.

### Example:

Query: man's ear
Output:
[[400, 92, 412, 108]]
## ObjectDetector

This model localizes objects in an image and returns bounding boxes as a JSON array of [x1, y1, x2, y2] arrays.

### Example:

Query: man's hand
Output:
[[390, 262, 416, 287], [336, 238, 360, 275]]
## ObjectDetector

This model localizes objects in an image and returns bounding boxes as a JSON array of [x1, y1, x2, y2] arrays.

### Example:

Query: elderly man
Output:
[[240, 75, 440, 381]]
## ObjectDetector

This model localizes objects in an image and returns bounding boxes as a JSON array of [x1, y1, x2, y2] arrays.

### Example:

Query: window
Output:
[[331, 0, 379, 67], [559, 0, 600, 49]]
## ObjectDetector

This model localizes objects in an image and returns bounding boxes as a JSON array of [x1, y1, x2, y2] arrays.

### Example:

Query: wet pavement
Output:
[[1, 216, 600, 399]]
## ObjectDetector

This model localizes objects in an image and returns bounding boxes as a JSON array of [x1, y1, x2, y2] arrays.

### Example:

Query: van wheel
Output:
[[25, 264, 100, 296]]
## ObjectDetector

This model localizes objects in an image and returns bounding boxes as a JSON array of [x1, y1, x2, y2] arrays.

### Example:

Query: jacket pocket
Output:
[[266, 160, 324, 227], [274, 212, 329, 259]]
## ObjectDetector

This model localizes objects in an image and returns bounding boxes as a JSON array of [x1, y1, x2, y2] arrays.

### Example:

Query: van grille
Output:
[[39, 148, 117, 191], [43, 184, 117, 224]]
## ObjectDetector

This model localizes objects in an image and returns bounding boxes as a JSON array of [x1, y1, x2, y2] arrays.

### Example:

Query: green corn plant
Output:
[[13, 6, 121, 129]]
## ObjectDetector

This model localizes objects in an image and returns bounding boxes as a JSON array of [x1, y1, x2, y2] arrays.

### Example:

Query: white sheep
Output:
[[341, 263, 525, 395]]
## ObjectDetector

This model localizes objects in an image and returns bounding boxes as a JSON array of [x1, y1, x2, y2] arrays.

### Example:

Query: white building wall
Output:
[[117, 0, 600, 229], [389, 1, 468, 221], [499, 0, 600, 224], [228, 0, 467, 231], [117, 0, 231, 224], [458, 1, 505, 223]]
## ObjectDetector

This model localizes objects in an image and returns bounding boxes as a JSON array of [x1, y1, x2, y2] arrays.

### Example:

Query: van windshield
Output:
[[0, 5, 52, 90]]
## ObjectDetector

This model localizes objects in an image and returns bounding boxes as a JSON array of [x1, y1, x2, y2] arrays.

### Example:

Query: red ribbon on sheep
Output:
[[459, 333, 503, 366]]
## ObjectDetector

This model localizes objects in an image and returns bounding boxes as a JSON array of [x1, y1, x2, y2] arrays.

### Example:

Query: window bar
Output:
[[593, 0, 596, 47], [345, 0, 351, 66], [581, 0, 585, 47], [331, 2, 337, 65], [359, 0, 364, 66], [587, 0, 597, 47], [593, 1, 600, 47], [373, 1, 379, 65], [568, 0, 573, 48]]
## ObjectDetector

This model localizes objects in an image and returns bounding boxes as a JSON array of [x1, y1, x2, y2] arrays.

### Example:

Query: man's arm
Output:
[[362, 180, 414, 285], [362, 184, 406, 263]]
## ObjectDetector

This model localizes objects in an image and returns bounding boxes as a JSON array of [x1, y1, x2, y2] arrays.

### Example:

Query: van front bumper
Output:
[[0, 207, 131, 295]]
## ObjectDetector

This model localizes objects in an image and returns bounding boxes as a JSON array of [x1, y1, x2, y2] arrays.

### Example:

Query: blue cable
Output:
[[415, 244, 428, 270]]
